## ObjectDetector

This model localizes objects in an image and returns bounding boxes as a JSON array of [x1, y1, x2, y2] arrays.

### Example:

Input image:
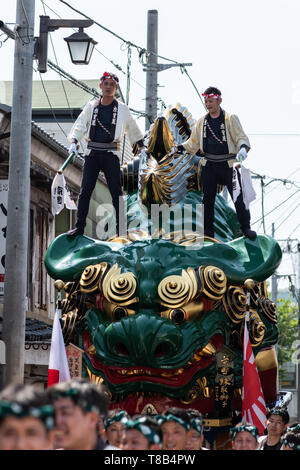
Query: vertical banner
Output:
[[66, 343, 83, 379], [0, 180, 8, 295]]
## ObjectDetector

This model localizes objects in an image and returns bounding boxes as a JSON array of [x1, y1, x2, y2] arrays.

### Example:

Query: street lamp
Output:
[[64, 28, 97, 65], [35, 16, 97, 73]]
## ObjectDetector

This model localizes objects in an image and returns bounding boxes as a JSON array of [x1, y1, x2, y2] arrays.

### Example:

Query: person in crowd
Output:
[[121, 414, 162, 450], [47, 377, 114, 450], [258, 407, 289, 450], [157, 407, 191, 451], [281, 423, 300, 450], [103, 409, 128, 449], [230, 422, 259, 450], [0, 383, 55, 450], [177, 86, 256, 240], [185, 408, 208, 450], [66, 71, 144, 238]]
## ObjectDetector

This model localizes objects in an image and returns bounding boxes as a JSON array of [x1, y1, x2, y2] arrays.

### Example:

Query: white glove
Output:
[[69, 142, 78, 155], [237, 147, 247, 163]]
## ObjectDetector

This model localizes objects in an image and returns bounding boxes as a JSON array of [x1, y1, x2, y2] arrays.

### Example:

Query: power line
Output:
[[252, 188, 300, 225]]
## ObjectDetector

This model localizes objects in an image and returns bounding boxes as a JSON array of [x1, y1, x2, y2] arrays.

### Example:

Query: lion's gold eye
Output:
[[102, 264, 138, 306]]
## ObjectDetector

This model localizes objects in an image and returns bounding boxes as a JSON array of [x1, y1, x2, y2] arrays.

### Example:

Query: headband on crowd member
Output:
[[282, 424, 300, 450], [121, 416, 161, 445], [230, 424, 259, 441], [156, 413, 190, 431], [100, 71, 119, 84], [50, 387, 100, 415], [104, 410, 127, 429], [267, 407, 289, 422], [202, 93, 221, 100], [190, 417, 203, 435], [0, 400, 55, 430]]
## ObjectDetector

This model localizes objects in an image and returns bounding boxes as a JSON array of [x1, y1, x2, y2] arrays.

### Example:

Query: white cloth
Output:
[[67, 98, 144, 161], [232, 166, 241, 203], [240, 165, 256, 209], [51, 172, 77, 216], [232, 165, 256, 209]]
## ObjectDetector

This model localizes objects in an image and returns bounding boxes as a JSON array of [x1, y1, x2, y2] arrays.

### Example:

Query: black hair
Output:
[[267, 407, 289, 424], [282, 425, 300, 447], [47, 378, 108, 418], [203, 86, 222, 96], [0, 383, 49, 409], [162, 407, 191, 426]]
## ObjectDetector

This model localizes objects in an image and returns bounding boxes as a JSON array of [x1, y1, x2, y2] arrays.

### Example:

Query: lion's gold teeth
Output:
[[86, 367, 104, 384]]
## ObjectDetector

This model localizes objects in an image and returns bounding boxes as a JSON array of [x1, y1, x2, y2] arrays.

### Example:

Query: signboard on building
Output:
[[66, 343, 83, 378], [0, 180, 8, 295]]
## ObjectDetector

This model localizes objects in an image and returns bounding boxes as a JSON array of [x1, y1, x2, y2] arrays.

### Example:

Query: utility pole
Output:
[[271, 223, 278, 304], [144, 10, 192, 130], [1, 0, 35, 386]]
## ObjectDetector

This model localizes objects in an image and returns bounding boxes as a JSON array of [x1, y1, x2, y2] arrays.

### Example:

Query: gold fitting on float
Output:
[[244, 278, 255, 290], [54, 279, 65, 291]]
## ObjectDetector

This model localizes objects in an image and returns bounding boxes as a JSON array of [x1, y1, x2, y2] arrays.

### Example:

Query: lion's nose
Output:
[[103, 312, 183, 367]]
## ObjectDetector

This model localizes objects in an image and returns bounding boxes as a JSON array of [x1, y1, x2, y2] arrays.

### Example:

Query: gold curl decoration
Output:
[[240, 310, 265, 348], [257, 297, 277, 323], [158, 268, 198, 308], [102, 264, 138, 306], [249, 311, 266, 347], [222, 285, 247, 324], [80, 263, 108, 293], [198, 266, 227, 300]]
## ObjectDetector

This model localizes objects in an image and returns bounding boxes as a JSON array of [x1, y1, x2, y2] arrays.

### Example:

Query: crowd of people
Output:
[[0, 378, 299, 451]]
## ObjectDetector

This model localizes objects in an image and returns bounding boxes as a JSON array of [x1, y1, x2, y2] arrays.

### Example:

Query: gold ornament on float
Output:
[[222, 285, 247, 324], [198, 265, 227, 300], [158, 268, 198, 308], [102, 264, 138, 306], [79, 262, 108, 293]]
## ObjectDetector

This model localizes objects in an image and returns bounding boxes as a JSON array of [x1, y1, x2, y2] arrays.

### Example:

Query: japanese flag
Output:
[[242, 316, 267, 435], [51, 172, 77, 216], [47, 309, 71, 388]]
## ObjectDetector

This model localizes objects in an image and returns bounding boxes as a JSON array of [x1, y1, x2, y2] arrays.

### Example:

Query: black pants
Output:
[[75, 150, 122, 232], [201, 160, 250, 237]]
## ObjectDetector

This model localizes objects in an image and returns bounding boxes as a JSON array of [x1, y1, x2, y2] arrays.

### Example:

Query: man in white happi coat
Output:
[[66, 71, 144, 238]]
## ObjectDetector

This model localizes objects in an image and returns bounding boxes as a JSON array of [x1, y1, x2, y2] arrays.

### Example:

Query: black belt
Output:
[[87, 141, 119, 151], [204, 152, 236, 162]]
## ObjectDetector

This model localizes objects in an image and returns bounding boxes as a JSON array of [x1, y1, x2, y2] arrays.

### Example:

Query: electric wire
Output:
[[252, 188, 300, 225], [55, 0, 206, 110]]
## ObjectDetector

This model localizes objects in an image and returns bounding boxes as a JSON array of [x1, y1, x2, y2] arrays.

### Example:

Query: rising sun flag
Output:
[[242, 315, 267, 435]]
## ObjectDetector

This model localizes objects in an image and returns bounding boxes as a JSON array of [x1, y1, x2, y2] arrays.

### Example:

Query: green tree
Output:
[[276, 298, 298, 384]]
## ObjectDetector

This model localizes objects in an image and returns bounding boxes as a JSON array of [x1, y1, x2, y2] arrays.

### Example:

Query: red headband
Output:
[[100, 72, 119, 84], [202, 93, 221, 100]]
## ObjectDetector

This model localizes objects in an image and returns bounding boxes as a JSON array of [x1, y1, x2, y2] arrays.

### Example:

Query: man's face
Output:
[[53, 397, 97, 450], [204, 97, 221, 115], [232, 431, 258, 450], [185, 428, 204, 450], [106, 421, 125, 448], [266, 414, 287, 437], [100, 79, 118, 98], [0, 416, 53, 450], [161, 421, 189, 450], [123, 429, 150, 450]]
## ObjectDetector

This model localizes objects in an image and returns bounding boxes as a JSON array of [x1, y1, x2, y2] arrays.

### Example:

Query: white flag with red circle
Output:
[[47, 309, 71, 388], [242, 317, 267, 435]]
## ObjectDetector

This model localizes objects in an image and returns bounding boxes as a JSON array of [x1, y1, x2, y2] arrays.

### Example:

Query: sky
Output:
[[1, 0, 300, 291]]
